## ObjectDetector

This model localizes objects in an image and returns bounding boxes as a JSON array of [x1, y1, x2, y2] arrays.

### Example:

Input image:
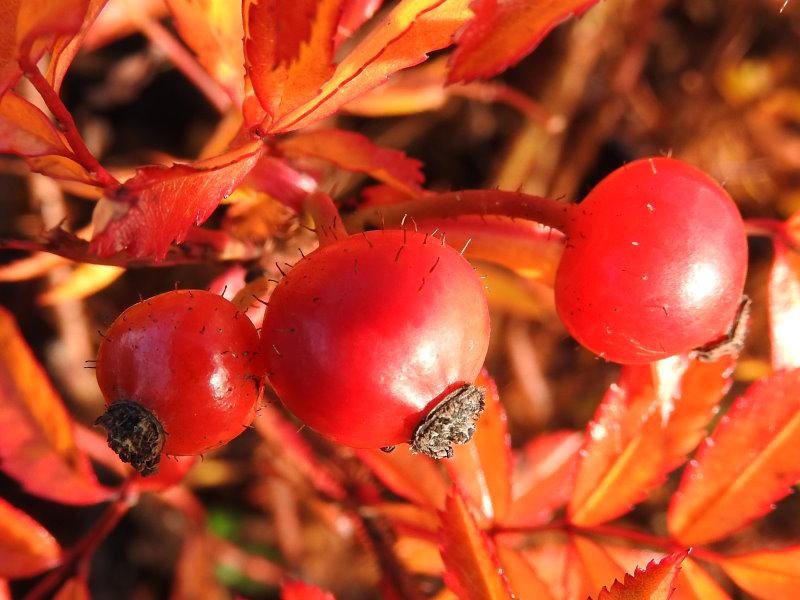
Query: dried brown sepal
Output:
[[694, 296, 752, 362], [411, 384, 485, 459], [95, 401, 165, 476]]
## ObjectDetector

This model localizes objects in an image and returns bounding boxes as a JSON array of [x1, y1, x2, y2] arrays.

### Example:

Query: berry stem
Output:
[[20, 60, 120, 189], [304, 191, 348, 246], [345, 190, 573, 234]]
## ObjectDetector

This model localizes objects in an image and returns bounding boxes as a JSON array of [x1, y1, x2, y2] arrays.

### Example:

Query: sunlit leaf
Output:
[[282, 580, 335, 600], [569, 355, 733, 527], [476, 262, 555, 320], [81, 0, 167, 51], [445, 370, 511, 523], [167, 0, 245, 103], [373, 502, 439, 537], [494, 544, 555, 600], [572, 535, 627, 597], [718, 545, 800, 599], [53, 577, 91, 600], [673, 558, 731, 600], [0, 306, 113, 504], [356, 448, 447, 510], [278, 129, 424, 195], [336, 0, 382, 45], [503, 431, 581, 527], [245, 155, 317, 212], [668, 368, 800, 545], [395, 536, 443, 575], [24, 154, 94, 184], [439, 489, 513, 600], [0, 91, 69, 157], [0, 0, 90, 95], [268, 0, 473, 132], [90, 141, 263, 259], [37, 263, 125, 305], [592, 553, 685, 600], [245, 0, 344, 125], [46, 0, 108, 92], [447, 0, 598, 83], [0, 497, 61, 578], [0, 581, 9, 600], [767, 241, 800, 370]]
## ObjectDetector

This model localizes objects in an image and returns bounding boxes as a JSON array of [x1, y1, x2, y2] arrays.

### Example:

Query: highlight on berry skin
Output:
[[94, 289, 264, 475]]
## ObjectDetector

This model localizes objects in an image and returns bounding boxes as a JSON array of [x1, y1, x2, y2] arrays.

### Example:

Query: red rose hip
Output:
[[555, 157, 748, 364], [262, 229, 491, 458], [95, 290, 264, 475]]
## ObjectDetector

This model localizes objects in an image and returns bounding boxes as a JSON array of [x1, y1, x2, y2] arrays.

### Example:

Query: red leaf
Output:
[[494, 544, 555, 600], [447, 0, 599, 83], [0, 306, 113, 505], [668, 368, 800, 545], [444, 370, 512, 523], [167, 0, 245, 103], [439, 489, 514, 600], [282, 580, 336, 600], [278, 129, 424, 195], [569, 355, 733, 527], [356, 447, 447, 510], [593, 553, 686, 600], [0, 497, 61, 578], [0, 0, 91, 95], [245, 155, 318, 212], [90, 142, 263, 259], [0, 91, 69, 157], [53, 577, 91, 600], [718, 545, 800, 599], [245, 0, 344, 125], [767, 241, 800, 370], [503, 431, 581, 527], [336, 0, 382, 45], [0, 580, 9, 600], [267, 0, 473, 133]]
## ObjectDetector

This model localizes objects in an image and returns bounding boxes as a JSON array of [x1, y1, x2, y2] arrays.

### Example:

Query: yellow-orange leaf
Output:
[[167, 0, 245, 103], [439, 489, 513, 600], [0, 497, 61, 578], [269, 0, 473, 132], [395, 536, 443, 575], [718, 545, 800, 599], [37, 263, 125, 305], [673, 558, 730, 600], [572, 536, 627, 597], [46, 0, 108, 92], [494, 544, 554, 600], [569, 355, 733, 527], [0, 306, 112, 504], [593, 553, 685, 600], [767, 241, 800, 370], [356, 448, 447, 510], [445, 370, 511, 523], [668, 369, 800, 545], [0, 91, 68, 157], [447, 0, 598, 83]]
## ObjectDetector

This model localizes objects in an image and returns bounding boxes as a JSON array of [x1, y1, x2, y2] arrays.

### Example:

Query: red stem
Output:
[[23, 482, 137, 600], [21, 61, 119, 189], [345, 190, 573, 234], [304, 191, 349, 246]]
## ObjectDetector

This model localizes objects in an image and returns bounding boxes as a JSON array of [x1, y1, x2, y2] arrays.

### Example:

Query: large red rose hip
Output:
[[555, 157, 748, 364], [262, 229, 491, 458]]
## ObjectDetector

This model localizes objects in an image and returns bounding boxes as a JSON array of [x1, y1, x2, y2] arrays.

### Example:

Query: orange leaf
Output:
[[81, 0, 167, 51], [245, 0, 343, 124], [0, 306, 113, 505], [503, 430, 581, 527], [767, 241, 800, 370], [336, 0, 382, 45], [268, 0, 473, 132], [0, 497, 61, 578], [593, 553, 686, 600], [495, 544, 555, 600], [447, 0, 598, 83], [37, 263, 125, 306], [167, 0, 245, 103], [572, 535, 627, 597], [673, 559, 730, 600], [417, 216, 565, 285], [444, 370, 511, 523], [569, 355, 733, 527], [90, 142, 263, 259], [282, 580, 336, 600], [0, 0, 91, 95], [171, 533, 230, 600], [356, 448, 447, 510], [668, 368, 800, 545], [0, 91, 69, 157], [439, 489, 513, 600], [278, 128, 424, 195], [24, 154, 94, 184], [395, 536, 443, 575], [46, 0, 108, 92], [718, 545, 800, 599], [53, 577, 91, 600], [373, 502, 440, 537]]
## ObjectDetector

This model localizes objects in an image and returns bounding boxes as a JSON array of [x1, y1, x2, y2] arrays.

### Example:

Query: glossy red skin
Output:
[[262, 230, 490, 448], [97, 290, 264, 455], [555, 157, 748, 364]]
